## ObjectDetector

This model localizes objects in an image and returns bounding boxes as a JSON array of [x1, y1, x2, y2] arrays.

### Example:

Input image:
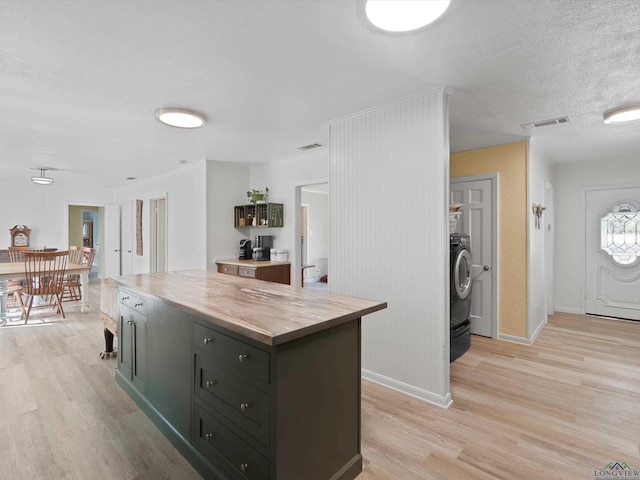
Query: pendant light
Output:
[[31, 168, 54, 185]]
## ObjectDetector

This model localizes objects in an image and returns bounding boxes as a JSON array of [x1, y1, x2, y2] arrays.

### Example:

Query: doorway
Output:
[[296, 181, 329, 289], [585, 186, 640, 320], [150, 196, 167, 273], [450, 175, 498, 338], [67, 204, 101, 277]]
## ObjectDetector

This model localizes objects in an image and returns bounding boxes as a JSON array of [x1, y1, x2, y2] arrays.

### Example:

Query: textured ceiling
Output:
[[1, 0, 639, 188]]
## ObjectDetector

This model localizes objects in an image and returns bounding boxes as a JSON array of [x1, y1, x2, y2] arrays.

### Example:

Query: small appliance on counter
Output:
[[253, 235, 273, 261], [270, 249, 289, 262], [239, 239, 252, 260]]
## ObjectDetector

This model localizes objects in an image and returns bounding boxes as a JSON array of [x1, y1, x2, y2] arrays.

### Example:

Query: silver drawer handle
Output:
[[240, 403, 250, 412], [134, 302, 143, 307], [205, 380, 216, 388], [240, 463, 249, 473], [238, 354, 248, 363], [205, 433, 216, 441], [203, 338, 214, 345], [127, 320, 134, 325], [121, 296, 130, 301]]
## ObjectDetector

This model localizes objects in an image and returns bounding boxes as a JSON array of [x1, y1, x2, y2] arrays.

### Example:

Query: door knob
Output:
[[483, 265, 490, 271]]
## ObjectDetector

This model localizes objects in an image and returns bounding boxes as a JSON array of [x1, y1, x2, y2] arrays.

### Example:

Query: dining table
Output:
[[0, 261, 92, 326]]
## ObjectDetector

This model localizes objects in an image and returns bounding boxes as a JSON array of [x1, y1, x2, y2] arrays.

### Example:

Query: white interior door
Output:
[[150, 197, 167, 273], [585, 187, 640, 320], [121, 201, 133, 275], [103, 204, 121, 278], [450, 176, 497, 337]]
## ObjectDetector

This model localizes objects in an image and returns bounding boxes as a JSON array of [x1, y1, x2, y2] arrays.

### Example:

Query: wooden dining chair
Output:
[[22, 250, 68, 323], [6, 247, 30, 319], [8, 246, 46, 261], [61, 246, 95, 302]]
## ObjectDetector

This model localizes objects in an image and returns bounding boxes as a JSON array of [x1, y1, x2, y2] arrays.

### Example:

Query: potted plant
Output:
[[247, 187, 269, 204]]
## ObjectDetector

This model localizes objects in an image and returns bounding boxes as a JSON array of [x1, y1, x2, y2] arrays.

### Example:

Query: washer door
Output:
[[454, 249, 472, 300]]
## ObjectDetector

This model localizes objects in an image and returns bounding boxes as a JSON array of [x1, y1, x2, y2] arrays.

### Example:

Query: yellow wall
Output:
[[68, 206, 84, 247], [450, 141, 528, 337]]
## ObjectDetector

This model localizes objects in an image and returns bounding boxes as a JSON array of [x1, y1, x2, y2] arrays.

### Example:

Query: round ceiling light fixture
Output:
[[365, 0, 451, 32], [603, 105, 640, 124], [155, 107, 207, 129]]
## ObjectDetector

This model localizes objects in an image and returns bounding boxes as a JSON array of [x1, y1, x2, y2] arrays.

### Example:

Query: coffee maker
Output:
[[252, 235, 273, 261], [239, 239, 252, 260]]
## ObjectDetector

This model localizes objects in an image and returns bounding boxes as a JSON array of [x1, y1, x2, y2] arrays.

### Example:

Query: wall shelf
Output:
[[234, 203, 284, 228]]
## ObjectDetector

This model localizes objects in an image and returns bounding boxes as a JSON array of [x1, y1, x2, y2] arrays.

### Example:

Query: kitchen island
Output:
[[111, 269, 386, 480]]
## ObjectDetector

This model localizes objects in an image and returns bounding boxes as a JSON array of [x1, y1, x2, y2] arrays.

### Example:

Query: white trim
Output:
[[554, 306, 581, 315], [293, 177, 329, 188], [529, 316, 547, 343], [326, 86, 454, 126], [545, 180, 555, 316], [497, 333, 534, 345], [362, 369, 452, 409]]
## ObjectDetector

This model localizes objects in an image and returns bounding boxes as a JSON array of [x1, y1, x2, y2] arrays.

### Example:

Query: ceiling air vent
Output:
[[521, 116, 570, 129], [298, 143, 324, 151]]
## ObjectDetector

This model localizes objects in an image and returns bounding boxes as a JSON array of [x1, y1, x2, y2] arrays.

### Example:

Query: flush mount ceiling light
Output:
[[155, 107, 206, 129], [603, 105, 640, 124], [365, 0, 451, 32], [31, 168, 54, 185]]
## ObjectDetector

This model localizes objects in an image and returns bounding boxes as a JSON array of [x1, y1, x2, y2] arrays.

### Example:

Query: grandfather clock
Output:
[[10, 225, 31, 247]]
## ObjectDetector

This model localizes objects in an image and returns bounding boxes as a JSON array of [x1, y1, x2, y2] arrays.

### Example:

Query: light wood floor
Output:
[[1, 286, 639, 479]]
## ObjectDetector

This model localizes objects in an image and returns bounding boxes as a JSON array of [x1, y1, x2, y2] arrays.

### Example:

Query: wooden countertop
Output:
[[111, 269, 386, 346], [216, 259, 290, 267]]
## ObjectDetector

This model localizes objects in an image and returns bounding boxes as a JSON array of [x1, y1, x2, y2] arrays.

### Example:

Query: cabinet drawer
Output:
[[194, 323, 270, 384], [238, 266, 257, 278], [118, 289, 150, 315], [194, 404, 269, 480], [195, 354, 269, 446], [218, 264, 239, 276]]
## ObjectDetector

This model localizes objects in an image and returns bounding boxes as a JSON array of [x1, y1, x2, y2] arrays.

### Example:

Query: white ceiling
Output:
[[1, 0, 639, 189]]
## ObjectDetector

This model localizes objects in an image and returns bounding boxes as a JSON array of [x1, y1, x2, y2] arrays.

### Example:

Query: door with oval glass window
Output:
[[585, 187, 640, 320]]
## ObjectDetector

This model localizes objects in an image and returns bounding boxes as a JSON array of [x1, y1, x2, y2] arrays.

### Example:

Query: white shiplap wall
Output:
[[329, 88, 451, 407]]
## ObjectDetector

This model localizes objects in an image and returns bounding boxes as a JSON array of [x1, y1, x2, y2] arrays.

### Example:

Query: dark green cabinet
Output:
[[117, 290, 148, 392], [115, 286, 363, 480]]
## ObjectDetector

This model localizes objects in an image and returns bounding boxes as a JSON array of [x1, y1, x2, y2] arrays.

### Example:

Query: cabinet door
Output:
[[131, 310, 147, 392], [118, 310, 134, 380], [118, 307, 147, 392]]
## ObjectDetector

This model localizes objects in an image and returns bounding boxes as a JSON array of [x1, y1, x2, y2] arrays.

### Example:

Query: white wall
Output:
[[249, 152, 328, 287], [301, 189, 329, 282], [114, 162, 207, 273], [0, 180, 113, 249], [206, 161, 251, 266], [554, 156, 640, 314], [527, 139, 554, 340], [329, 88, 451, 407]]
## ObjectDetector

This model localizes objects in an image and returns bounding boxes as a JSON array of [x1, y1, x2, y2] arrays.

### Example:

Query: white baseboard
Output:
[[554, 306, 581, 314], [361, 369, 452, 409], [528, 317, 547, 343], [497, 333, 533, 345], [497, 317, 548, 345]]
